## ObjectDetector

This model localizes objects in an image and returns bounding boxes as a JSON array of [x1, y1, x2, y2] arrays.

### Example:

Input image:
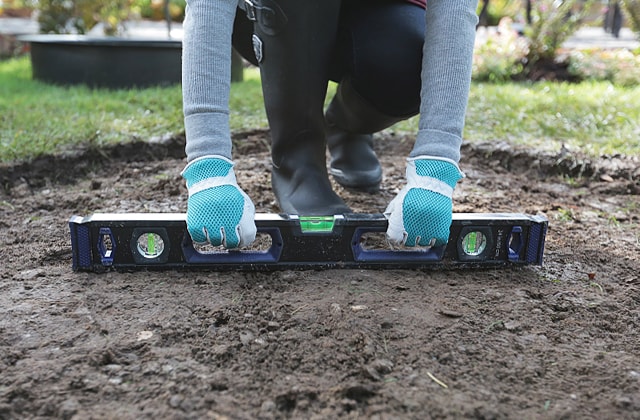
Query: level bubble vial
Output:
[[299, 216, 336, 233], [136, 232, 165, 259], [461, 231, 487, 256]]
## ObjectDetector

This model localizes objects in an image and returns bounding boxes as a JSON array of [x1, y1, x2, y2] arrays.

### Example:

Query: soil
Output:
[[521, 57, 580, 83], [1, 131, 639, 419]]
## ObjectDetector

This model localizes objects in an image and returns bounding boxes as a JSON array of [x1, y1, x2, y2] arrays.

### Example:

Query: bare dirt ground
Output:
[[1, 131, 639, 419]]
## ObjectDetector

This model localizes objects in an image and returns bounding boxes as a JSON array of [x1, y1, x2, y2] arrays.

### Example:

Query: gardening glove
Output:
[[385, 156, 464, 248], [181, 156, 257, 248]]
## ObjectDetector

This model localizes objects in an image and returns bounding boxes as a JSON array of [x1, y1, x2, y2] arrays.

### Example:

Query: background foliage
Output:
[[37, 0, 131, 35], [524, 0, 597, 69], [473, 0, 640, 84], [35, 0, 185, 35], [621, 0, 640, 35], [477, 0, 522, 26]]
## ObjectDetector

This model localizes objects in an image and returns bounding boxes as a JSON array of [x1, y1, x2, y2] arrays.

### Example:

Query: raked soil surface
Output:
[[1, 131, 639, 419]]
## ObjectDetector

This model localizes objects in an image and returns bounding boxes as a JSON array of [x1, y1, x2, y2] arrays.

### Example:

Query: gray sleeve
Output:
[[182, 0, 238, 162], [410, 0, 479, 163]]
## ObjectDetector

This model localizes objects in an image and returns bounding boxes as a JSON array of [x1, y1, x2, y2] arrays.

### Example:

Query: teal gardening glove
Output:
[[181, 156, 257, 248], [385, 156, 464, 247]]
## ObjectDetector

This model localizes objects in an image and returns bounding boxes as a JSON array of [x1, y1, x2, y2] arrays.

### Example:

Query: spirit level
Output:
[[69, 213, 547, 271]]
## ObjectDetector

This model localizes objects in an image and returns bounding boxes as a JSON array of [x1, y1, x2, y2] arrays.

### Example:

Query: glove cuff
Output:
[[181, 155, 236, 188], [406, 156, 464, 197], [181, 155, 238, 192], [407, 155, 465, 179]]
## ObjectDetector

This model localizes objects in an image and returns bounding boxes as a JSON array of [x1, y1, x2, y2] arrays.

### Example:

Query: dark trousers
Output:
[[232, 0, 425, 117]]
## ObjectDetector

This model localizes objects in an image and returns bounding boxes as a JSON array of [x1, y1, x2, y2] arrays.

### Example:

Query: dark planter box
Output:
[[19, 35, 182, 89]]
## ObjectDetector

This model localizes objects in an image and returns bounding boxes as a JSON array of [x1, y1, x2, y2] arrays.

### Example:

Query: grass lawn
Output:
[[1, 56, 639, 163]]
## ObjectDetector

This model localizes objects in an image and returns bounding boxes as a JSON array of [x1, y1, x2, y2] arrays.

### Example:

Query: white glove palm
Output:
[[385, 156, 463, 247]]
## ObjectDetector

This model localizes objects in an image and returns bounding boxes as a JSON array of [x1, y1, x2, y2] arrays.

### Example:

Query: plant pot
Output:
[[19, 34, 182, 89]]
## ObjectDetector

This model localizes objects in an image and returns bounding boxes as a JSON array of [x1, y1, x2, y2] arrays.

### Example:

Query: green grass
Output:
[[2, 56, 639, 163], [464, 82, 640, 155], [1, 56, 184, 161], [395, 81, 640, 156]]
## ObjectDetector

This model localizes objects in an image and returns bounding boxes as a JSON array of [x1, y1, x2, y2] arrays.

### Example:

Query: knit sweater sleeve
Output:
[[410, 0, 478, 163], [182, 0, 237, 162]]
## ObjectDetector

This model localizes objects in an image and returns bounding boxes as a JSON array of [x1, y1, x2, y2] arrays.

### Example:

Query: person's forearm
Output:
[[411, 0, 478, 163], [182, 0, 237, 161]]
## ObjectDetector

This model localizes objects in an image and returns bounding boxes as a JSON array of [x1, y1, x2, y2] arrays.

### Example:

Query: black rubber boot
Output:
[[249, 0, 349, 215], [325, 78, 407, 192]]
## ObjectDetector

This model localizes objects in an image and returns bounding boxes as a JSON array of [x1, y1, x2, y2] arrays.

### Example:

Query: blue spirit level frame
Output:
[[69, 213, 548, 272]]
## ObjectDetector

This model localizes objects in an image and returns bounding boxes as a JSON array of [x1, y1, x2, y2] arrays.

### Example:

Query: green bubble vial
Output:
[[299, 216, 336, 233], [462, 231, 487, 256], [136, 232, 165, 259]]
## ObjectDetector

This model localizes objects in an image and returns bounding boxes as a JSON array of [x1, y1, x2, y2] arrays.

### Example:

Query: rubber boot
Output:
[[248, 0, 349, 216], [325, 78, 407, 192]]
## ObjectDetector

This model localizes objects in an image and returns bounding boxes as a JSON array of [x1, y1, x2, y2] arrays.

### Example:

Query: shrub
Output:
[[0, 0, 36, 17], [36, 0, 185, 35], [524, 0, 597, 70], [621, 0, 640, 36], [132, 0, 185, 22], [473, 18, 529, 81], [477, 0, 521, 26], [568, 48, 640, 85], [472, 11, 640, 85], [37, 0, 132, 35]]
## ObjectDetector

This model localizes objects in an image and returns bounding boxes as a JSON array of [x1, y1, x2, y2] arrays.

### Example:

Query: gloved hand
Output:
[[181, 156, 257, 248], [385, 156, 463, 247]]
